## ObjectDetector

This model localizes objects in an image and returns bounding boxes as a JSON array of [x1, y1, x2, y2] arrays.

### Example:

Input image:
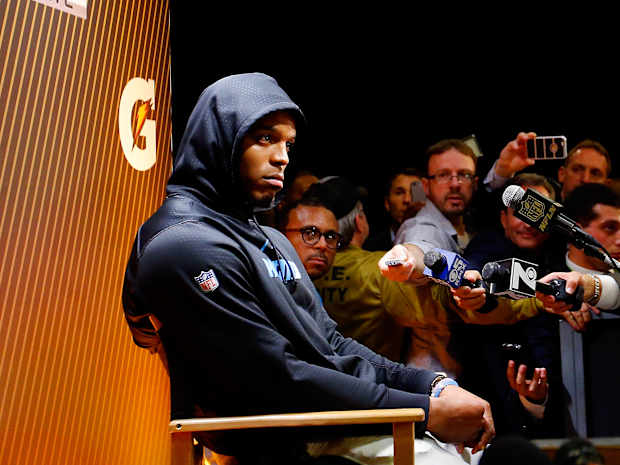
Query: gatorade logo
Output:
[[119, 78, 156, 171], [34, 0, 87, 19]]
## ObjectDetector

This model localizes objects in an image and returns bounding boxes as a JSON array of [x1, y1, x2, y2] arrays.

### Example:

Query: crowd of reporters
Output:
[[268, 132, 618, 461]]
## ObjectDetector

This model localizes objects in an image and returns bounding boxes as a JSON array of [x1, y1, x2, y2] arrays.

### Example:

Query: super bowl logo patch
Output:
[[194, 269, 219, 293]]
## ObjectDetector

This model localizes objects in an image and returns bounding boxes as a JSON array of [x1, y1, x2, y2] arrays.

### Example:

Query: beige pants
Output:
[[307, 433, 483, 465]]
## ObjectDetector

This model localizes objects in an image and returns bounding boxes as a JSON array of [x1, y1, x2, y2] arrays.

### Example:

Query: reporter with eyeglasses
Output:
[[282, 219, 344, 280], [394, 139, 479, 255]]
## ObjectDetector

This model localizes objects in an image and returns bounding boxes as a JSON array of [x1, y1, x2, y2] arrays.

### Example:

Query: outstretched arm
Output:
[[378, 243, 427, 284], [483, 132, 537, 191]]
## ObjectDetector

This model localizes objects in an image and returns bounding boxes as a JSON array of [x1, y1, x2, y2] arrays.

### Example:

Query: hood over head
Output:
[[167, 72, 305, 214]]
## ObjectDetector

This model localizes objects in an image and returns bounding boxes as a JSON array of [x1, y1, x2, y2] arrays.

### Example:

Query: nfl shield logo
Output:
[[194, 269, 219, 292]]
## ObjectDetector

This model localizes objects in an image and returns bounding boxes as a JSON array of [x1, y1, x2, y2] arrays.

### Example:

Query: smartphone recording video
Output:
[[527, 136, 568, 160], [410, 180, 426, 203]]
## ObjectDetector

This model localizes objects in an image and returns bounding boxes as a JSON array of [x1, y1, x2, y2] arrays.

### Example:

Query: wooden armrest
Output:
[[170, 408, 425, 465], [169, 408, 425, 432]]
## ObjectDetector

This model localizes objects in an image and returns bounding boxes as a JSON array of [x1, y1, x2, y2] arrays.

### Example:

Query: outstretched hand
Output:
[[560, 306, 594, 332], [536, 271, 600, 330], [378, 244, 426, 283], [506, 361, 548, 403], [495, 132, 537, 178]]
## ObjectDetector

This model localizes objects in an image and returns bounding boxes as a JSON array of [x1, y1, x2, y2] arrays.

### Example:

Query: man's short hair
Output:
[[300, 177, 367, 246], [566, 139, 612, 175], [509, 172, 557, 203], [336, 200, 364, 246], [564, 183, 620, 227], [276, 193, 328, 232], [383, 167, 424, 197], [424, 139, 478, 175]]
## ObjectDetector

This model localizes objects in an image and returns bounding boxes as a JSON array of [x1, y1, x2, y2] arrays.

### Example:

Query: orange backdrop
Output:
[[0, 1, 172, 464]]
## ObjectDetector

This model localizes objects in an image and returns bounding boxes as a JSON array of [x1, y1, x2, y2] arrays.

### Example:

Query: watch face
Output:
[[430, 375, 447, 395]]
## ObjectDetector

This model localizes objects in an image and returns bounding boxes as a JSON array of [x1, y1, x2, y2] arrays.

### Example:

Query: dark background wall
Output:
[[169, 8, 618, 229]]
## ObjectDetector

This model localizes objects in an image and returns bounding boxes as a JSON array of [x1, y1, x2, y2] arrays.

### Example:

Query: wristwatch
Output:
[[429, 374, 459, 397]]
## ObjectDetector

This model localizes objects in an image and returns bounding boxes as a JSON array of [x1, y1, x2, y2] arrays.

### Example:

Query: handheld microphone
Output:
[[502, 185, 604, 250], [481, 258, 538, 299], [423, 249, 481, 288], [536, 279, 583, 311], [481, 257, 584, 309]]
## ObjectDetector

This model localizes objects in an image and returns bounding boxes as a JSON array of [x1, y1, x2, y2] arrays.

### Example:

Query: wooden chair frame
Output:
[[170, 408, 425, 465]]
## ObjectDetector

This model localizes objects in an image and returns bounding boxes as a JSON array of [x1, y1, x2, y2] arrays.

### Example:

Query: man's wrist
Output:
[[494, 159, 515, 179], [520, 393, 548, 421], [430, 375, 459, 398], [585, 274, 602, 305], [524, 392, 547, 405]]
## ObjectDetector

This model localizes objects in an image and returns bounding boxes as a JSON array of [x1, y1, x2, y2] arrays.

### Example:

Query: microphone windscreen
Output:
[[423, 250, 446, 272], [482, 261, 504, 283], [502, 184, 525, 209]]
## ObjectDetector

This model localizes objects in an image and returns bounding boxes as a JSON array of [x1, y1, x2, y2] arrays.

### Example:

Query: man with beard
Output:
[[394, 139, 478, 254]]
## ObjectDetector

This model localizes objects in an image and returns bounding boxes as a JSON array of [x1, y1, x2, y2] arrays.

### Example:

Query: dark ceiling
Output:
[[169, 8, 617, 223]]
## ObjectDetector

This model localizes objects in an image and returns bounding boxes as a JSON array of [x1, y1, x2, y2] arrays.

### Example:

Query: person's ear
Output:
[[500, 209, 508, 231], [354, 212, 364, 233], [422, 177, 430, 196], [558, 166, 566, 184], [384, 196, 390, 213]]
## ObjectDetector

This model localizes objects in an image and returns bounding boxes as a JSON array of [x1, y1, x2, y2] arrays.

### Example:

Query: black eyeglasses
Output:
[[285, 226, 343, 250], [427, 172, 475, 184]]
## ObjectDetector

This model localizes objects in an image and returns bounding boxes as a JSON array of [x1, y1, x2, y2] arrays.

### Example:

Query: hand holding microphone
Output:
[[379, 243, 427, 283], [422, 249, 487, 312], [536, 279, 584, 311], [481, 257, 584, 308], [536, 271, 603, 331], [536, 271, 601, 313], [422, 249, 482, 289]]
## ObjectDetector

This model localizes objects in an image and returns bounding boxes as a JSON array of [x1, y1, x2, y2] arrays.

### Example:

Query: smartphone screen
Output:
[[410, 181, 426, 203], [527, 136, 568, 159]]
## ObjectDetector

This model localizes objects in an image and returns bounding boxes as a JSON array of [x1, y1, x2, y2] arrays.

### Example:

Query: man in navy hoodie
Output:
[[122, 73, 493, 464]]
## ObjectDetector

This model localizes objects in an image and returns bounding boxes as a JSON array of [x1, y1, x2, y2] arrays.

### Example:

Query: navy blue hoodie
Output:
[[122, 73, 436, 454]]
